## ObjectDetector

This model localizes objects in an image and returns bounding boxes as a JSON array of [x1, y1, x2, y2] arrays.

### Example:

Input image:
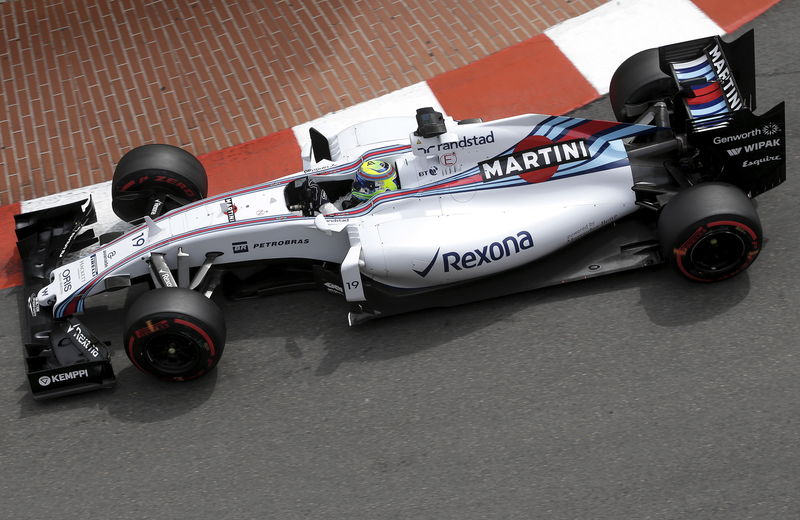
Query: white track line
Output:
[[19, 2, 724, 226], [20, 181, 132, 237], [292, 81, 445, 158], [546, 0, 723, 95]]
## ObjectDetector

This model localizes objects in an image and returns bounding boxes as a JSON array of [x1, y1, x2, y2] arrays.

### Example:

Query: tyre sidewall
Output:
[[112, 144, 207, 222], [670, 216, 761, 282], [659, 183, 762, 282], [114, 169, 203, 200], [609, 48, 674, 122], [124, 288, 226, 380]]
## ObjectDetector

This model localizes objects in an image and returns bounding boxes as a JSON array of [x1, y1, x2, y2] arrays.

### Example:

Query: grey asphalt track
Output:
[[1, 4, 798, 519]]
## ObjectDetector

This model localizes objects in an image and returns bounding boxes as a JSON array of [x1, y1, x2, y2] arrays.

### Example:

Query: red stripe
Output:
[[59, 213, 309, 315], [691, 0, 782, 32], [63, 299, 81, 316], [688, 93, 723, 106], [127, 336, 146, 372], [708, 220, 758, 241], [57, 143, 410, 309], [556, 119, 622, 142], [675, 220, 760, 282], [0, 203, 23, 290], [688, 84, 723, 106], [692, 82, 721, 97], [175, 318, 216, 357], [428, 34, 598, 121], [199, 128, 302, 196]]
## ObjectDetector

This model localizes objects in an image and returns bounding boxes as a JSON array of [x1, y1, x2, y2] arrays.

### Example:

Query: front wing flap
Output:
[[24, 317, 115, 399], [15, 198, 116, 399]]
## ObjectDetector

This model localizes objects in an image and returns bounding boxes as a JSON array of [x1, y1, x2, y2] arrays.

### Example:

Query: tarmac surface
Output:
[[1, 3, 798, 519]]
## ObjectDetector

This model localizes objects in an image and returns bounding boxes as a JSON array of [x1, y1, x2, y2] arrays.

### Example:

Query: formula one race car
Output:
[[15, 30, 786, 398]]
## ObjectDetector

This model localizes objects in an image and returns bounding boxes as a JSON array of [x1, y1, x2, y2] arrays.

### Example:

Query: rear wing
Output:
[[660, 30, 785, 197], [660, 30, 756, 130]]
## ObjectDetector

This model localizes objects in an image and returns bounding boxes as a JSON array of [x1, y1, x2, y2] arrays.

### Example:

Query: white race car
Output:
[[16, 31, 786, 398]]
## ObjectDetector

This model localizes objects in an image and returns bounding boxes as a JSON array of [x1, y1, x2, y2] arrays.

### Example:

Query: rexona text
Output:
[[479, 139, 590, 182], [443, 231, 534, 272]]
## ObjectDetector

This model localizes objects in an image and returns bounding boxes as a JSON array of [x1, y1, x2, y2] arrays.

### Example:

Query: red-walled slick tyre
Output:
[[658, 183, 762, 282], [124, 288, 226, 381], [112, 144, 208, 222]]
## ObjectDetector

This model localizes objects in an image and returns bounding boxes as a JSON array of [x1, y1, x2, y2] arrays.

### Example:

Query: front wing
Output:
[[15, 198, 116, 399]]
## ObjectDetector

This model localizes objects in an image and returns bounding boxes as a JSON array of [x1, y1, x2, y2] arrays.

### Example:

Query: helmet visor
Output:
[[353, 176, 376, 192]]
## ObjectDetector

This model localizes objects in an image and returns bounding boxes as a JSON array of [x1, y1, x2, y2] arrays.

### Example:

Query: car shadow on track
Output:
[[15, 367, 219, 424], [15, 284, 220, 422], [220, 287, 505, 377], [13, 265, 751, 418], [220, 264, 752, 380], [638, 268, 752, 327]]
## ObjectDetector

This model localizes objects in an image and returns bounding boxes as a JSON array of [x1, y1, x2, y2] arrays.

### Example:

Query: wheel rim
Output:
[[688, 228, 747, 276], [144, 333, 202, 375]]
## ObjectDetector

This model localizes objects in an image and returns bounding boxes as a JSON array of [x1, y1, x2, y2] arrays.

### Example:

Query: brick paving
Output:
[[0, 0, 608, 206]]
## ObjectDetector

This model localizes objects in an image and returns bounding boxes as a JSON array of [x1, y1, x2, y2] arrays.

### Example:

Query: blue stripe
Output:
[[676, 67, 715, 83], [55, 214, 313, 317], [528, 115, 559, 138], [557, 128, 647, 175], [586, 126, 640, 154], [690, 100, 729, 116], [555, 158, 631, 180], [547, 118, 588, 142], [542, 116, 572, 139], [690, 82, 714, 92], [674, 59, 711, 74], [688, 96, 726, 111], [556, 143, 619, 175]]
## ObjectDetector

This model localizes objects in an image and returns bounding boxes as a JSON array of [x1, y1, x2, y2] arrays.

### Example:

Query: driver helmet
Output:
[[351, 160, 398, 201]]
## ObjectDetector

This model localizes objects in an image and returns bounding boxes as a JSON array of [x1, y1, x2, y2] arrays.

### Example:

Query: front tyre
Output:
[[658, 183, 762, 282], [124, 288, 226, 381], [112, 144, 208, 222]]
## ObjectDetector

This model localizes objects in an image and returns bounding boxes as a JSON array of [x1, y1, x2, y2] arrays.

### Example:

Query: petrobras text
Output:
[[252, 238, 310, 249]]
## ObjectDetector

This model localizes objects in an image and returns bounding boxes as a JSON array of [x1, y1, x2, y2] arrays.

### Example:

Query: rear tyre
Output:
[[124, 288, 226, 381], [658, 183, 762, 282], [609, 48, 675, 122], [112, 144, 207, 222]]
